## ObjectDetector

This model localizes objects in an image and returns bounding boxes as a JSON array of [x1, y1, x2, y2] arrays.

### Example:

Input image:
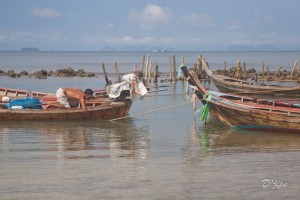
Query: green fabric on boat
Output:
[[201, 103, 210, 121]]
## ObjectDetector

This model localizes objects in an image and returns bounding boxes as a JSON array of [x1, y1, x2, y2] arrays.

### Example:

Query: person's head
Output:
[[84, 89, 94, 100]]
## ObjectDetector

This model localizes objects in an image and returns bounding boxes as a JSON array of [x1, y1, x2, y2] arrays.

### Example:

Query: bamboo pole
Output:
[[101, 63, 109, 85], [114, 62, 121, 82]]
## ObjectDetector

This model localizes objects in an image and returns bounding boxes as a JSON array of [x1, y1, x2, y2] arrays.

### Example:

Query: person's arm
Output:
[[80, 97, 87, 111]]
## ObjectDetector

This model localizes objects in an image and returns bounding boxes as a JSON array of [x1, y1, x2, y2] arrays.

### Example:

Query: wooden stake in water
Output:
[[141, 55, 145, 74], [145, 54, 150, 80], [290, 60, 298, 76], [262, 60, 265, 80], [101, 63, 109, 85], [172, 54, 176, 81], [149, 59, 152, 81], [114, 62, 121, 82], [197, 54, 202, 78], [169, 56, 172, 82], [154, 62, 158, 83], [223, 61, 227, 76], [243, 62, 247, 79]]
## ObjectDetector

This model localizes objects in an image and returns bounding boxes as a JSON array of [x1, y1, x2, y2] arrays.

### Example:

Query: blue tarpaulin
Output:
[[4, 97, 42, 109]]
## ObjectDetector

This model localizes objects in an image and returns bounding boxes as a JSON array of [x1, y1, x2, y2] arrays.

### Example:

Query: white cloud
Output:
[[180, 12, 214, 27], [129, 4, 170, 29], [31, 7, 61, 18], [141, 4, 169, 24]]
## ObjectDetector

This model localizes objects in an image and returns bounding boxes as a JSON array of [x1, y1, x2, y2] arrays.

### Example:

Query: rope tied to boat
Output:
[[203, 92, 212, 101], [110, 101, 192, 121]]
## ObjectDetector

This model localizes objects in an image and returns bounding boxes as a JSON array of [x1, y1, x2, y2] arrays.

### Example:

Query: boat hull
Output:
[[180, 62, 300, 132], [210, 101, 300, 132], [0, 101, 132, 121]]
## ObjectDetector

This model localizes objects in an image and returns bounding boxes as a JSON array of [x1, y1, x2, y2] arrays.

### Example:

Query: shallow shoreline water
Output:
[[1, 51, 300, 199]]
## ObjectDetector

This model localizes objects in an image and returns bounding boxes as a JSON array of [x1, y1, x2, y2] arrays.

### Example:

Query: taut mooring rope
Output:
[[110, 101, 192, 121]]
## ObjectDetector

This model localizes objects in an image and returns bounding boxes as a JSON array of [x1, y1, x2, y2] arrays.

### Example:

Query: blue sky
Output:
[[1, 0, 300, 51]]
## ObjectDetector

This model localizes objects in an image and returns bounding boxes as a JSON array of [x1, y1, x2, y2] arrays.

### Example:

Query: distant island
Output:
[[20, 47, 40, 52]]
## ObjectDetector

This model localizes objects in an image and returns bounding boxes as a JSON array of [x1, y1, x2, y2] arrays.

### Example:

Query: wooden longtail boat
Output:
[[181, 63, 300, 132], [0, 87, 132, 121], [203, 60, 300, 95]]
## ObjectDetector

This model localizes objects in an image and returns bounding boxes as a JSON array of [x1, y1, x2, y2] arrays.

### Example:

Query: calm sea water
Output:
[[1, 51, 300, 200], [1, 51, 300, 74]]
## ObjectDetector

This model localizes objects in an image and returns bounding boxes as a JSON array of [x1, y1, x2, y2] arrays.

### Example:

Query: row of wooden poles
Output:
[[101, 54, 206, 85], [224, 59, 299, 80]]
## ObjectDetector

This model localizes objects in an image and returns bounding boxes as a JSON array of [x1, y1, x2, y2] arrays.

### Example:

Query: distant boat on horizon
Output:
[[152, 49, 167, 53]]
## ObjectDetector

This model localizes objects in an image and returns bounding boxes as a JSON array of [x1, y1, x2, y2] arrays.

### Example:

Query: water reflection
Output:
[[0, 119, 149, 160], [213, 128, 300, 153], [183, 119, 300, 181], [187, 122, 300, 156]]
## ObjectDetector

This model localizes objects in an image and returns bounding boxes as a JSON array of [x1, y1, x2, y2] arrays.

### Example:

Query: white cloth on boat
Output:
[[106, 73, 147, 101], [56, 88, 71, 108], [2, 96, 10, 103]]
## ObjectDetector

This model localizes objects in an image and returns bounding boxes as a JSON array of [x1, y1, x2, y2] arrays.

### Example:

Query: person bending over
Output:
[[56, 88, 93, 111]]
